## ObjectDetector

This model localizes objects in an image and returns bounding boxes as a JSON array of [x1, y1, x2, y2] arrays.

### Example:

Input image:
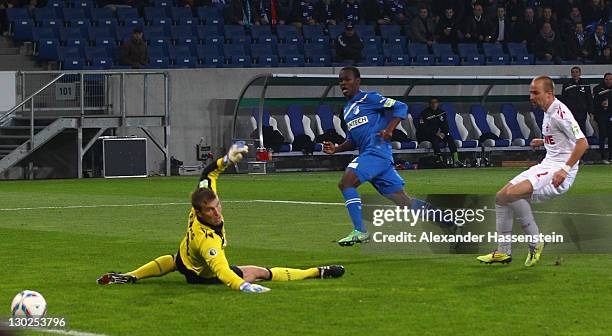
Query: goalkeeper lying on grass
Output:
[[97, 144, 344, 293]]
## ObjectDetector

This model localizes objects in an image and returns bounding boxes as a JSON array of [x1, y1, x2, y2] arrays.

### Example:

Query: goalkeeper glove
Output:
[[224, 143, 248, 164], [239, 282, 270, 293]]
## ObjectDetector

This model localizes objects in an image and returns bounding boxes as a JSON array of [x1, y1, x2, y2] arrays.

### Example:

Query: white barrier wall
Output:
[[0, 71, 16, 112]]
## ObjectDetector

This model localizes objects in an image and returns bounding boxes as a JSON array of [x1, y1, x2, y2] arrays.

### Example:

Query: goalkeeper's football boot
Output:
[[97, 272, 137, 285], [524, 242, 545, 267], [337, 230, 369, 246], [476, 251, 512, 264], [318, 265, 345, 279]]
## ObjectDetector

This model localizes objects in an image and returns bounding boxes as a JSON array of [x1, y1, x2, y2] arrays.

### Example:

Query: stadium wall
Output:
[[109, 65, 611, 174]]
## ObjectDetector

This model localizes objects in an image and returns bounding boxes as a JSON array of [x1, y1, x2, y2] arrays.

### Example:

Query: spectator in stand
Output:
[[336, 0, 362, 26], [410, 4, 435, 46], [0, 0, 18, 36], [534, 22, 562, 63], [505, 0, 525, 24], [314, 0, 337, 27], [595, 46, 612, 64], [119, 27, 148, 69], [582, 0, 606, 24], [588, 23, 609, 60], [565, 22, 593, 61], [561, 66, 593, 135], [559, 5, 582, 37], [461, 3, 492, 43], [290, 0, 316, 29], [256, 0, 287, 26], [362, 0, 385, 25], [513, 7, 539, 52], [490, 6, 512, 44], [538, 6, 558, 31], [382, 0, 409, 25], [227, 0, 261, 26], [436, 7, 461, 45], [592, 72, 612, 163], [334, 23, 363, 63]]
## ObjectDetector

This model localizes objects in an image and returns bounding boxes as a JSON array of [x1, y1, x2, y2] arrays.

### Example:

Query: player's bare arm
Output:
[[323, 140, 354, 154], [530, 138, 544, 149], [378, 117, 402, 140], [552, 137, 588, 187]]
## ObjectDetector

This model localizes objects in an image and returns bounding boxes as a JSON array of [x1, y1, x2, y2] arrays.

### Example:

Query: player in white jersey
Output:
[[477, 76, 589, 267]]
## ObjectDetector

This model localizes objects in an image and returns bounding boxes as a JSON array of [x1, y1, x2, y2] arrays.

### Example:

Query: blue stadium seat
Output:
[[153, 0, 175, 9], [470, 104, 510, 147], [173, 56, 198, 68], [168, 45, 193, 60], [202, 36, 223, 47], [284, 105, 319, 151], [58, 46, 82, 59], [305, 54, 331, 67], [223, 25, 246, 39], [437, 54, 460, 66], [62, 57, 86, 70], [384, 35, 406, 46], [59, 27, 83, 42], [457, 43, 483, 65], [355, 24, 375, 37], [277, 43, 301, 57], [115, 26, 134, 42], [143, 26, 167, 41], [362, 44, 381, 57], [84, 46, 109, 61], [441, 103, 478, 148], [151, 17, 173, 33], [362, 36, 382, 49], [431, 43, 454, 56], [170, 25, 194, 40], [69, 1, 95, 15], [65, 38, 87, 49], [45, 0, 65, 11], [302, 24, 324, 42], [252, 54, 278, 68], [500, 103, 530, 146], [250, 25, 272, 41], [147, 38, 172, 48], [148, 45, 169, 58], [37, 38, 60, 60], [92, 57, 113, 69], [507, 42, 534, 65], [303, 42, 329, 57], [382, 43, 405, 57], [407, 43, 432, 65], [90, 8, 114, 23], [94, 38, 116, 58], [281, 55, 305, 67], [148, 56, 170, 68], [68, 19, 91, 35], [197, 7, 223, 25], [61, 8, 84, 22], [12, 19, 34, 41], [315, 105, 346, 141], [224, 55, 251, 68], [116, 7, 139, 21], [34, 8, 58, 22], [123, 18, 145, 30], [195, 25, 222, 39], [328, 25, 343, 38], [482, 43, 510, 65], [38, 19, 62, 36], [276, 25, 299, 42], [145, 7, 170, 24], [360, 54, 383, 66], [6, 8, 29, 22], [223, 44, 246, 58], [197, 56, 223, 68], [32, 27, 56, 41], [385, 54, 409, 66], [379, 25, 402, 41], [196, 44, 221, 58], [171, 7, 195, 25]]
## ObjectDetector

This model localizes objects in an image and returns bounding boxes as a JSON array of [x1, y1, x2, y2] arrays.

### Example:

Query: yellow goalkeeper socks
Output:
[[269, 267, 320, 281], [128, 255, 176, 280]]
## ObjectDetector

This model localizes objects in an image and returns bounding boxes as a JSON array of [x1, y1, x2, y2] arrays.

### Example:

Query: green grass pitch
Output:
[[1, 166, 612, 335]]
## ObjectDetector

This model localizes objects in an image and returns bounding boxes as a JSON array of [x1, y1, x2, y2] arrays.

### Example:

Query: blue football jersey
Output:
[[343, 90, 408, 158]]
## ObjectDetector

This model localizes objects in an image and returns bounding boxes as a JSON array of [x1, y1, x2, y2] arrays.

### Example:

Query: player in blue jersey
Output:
[[323, 66, 437, 246]]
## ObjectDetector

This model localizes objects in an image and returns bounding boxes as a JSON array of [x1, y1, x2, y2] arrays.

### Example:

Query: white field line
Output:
[[35, 328, 109, 336], [0, 199, 609, 218]]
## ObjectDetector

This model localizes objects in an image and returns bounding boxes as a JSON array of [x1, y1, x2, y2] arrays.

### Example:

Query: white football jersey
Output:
[[541, 98, 585, 165]]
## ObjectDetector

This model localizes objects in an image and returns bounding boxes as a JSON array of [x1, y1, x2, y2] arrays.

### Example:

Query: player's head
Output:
[[429, 97, 440, 110], [339, 66, 361, 99], [604, 72, 612, 87], [529, 76, 555, 110], [570, 66, 581, 80], [192, 188, 223, 225]]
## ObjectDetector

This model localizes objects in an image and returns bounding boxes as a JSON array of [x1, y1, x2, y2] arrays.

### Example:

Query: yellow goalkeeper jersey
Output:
[[178, 157, 244, 290]]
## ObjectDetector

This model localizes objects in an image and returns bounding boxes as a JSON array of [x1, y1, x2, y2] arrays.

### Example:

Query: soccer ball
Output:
[[11, 290, 47, 317]]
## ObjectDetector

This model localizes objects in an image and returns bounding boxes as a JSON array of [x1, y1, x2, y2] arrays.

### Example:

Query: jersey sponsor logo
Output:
[[207, 248, 218, 258], [383, 98, 396, 108], [544, 135, 555, 145], [347, 116, 369, 130], [536, 172, 549, 179], [348, 162, 359, 169]]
